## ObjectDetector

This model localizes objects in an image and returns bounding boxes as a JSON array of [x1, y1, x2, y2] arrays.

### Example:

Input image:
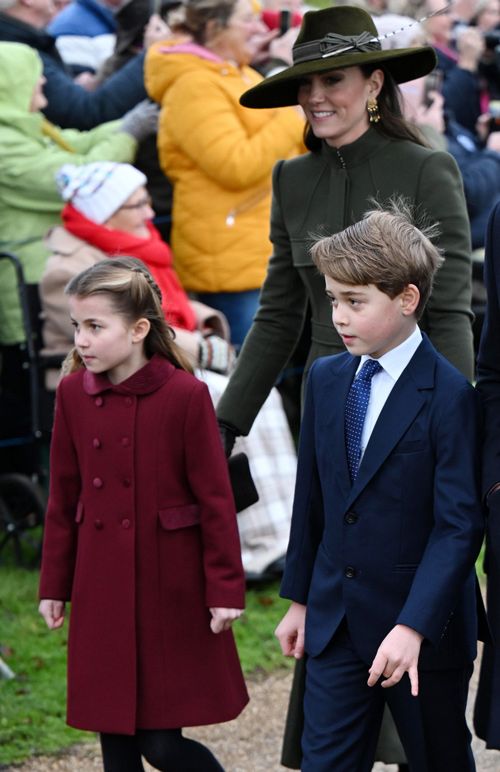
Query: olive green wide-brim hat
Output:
[[241, 5, 437, 108]]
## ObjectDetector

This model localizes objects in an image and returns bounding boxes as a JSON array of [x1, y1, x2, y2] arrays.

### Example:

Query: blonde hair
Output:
[[169, 0, 237, 43], [310, 198, 444, 320], [61, 257, 193, 376]]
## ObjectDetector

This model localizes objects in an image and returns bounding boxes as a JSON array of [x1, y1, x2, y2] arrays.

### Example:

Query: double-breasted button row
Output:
[[93, 519, 133, 530], [94, 396, 134, 407], [92, 476, 131, 488]]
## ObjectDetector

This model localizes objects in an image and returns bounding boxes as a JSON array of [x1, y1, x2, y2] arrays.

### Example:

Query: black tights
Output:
[[100, 728, 225, 772]]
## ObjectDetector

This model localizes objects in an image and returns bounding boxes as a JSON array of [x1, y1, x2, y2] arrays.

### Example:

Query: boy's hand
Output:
[[39, 599, 65, 629], [209, 607, 243, 634], [368, 624, 423, 696], [275, 602, 306, 659]]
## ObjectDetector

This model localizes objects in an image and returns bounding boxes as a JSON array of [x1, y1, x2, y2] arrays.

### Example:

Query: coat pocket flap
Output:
[[158, 504, 200, 530], [75, 501, 84, 523]]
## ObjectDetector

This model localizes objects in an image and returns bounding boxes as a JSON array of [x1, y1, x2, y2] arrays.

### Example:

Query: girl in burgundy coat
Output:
[[38, 257, 248, 772]]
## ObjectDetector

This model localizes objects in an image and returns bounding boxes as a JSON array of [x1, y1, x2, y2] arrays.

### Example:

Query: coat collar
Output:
[[320, 127, 391, 169], [83, 354, 177, 396]]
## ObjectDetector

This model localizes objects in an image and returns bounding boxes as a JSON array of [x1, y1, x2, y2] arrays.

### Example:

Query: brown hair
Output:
[[310, 198, 443, 320], [304, 65, 428, 151], [169, 0, 237, 44], [61, 257, 193, 376]]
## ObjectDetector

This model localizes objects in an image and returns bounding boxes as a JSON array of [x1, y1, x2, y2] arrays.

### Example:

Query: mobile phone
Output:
[[279, 9, 291, 35], [423, 70, 443, 108], [261, 9, 302, 33]]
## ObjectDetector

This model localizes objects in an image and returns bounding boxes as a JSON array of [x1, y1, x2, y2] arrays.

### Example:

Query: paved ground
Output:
[[5, 657, 500, 771]]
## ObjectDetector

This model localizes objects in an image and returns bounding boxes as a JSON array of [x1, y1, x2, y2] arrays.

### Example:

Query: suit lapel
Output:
[[324, 356, 359, 501], [345, 337, 436, 509]]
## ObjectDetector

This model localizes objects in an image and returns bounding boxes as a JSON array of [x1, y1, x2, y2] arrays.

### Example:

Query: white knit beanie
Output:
[[56, 162, 148, 224]]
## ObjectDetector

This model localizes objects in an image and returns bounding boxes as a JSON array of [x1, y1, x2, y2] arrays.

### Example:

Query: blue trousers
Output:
[[196, 289, 260, 348], [303, 620, 475, 772]]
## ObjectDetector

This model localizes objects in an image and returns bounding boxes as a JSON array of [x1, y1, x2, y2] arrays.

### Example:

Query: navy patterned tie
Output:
[[345, 359, 382, 481]]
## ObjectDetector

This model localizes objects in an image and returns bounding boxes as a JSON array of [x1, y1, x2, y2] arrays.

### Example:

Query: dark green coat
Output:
[[217, 128, 474, 435]]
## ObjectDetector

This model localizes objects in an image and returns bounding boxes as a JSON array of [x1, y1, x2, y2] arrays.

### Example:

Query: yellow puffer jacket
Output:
[[145, 41, 304, 293]]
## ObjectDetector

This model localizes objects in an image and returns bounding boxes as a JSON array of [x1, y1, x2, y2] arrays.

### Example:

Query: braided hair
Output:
[[62, 256, 193, 376]]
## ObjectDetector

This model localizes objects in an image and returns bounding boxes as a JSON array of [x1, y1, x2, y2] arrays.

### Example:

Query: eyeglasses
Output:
[[119, 195, 152, 210]]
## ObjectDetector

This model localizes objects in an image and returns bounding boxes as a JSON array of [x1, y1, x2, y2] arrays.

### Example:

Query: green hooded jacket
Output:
[[0, 42, 136, 344]]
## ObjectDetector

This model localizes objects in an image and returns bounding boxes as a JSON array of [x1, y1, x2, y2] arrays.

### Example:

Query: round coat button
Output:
[[94, 397, 103, 407], [344, 566, 356, 579], [92, 438, 101, 449], [121, 437, 130, 447], [94, 519, 103, 530], [345, 512, 358, 524], [123, 479, 131, 488], [125, 397, 133, 407], [121, 518, 131, 529], [92, 477, 103, 489]]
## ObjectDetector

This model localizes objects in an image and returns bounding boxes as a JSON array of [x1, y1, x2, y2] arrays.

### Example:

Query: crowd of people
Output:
[[1, 0, 500, 768]]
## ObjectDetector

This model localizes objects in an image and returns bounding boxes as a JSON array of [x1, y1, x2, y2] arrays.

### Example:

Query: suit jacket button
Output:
[[121, 518, 131, 529], [121, 437, 130, 447], [92, 438, 101, 449], [345, 566, 356, 579], [92, 477, 103, 489], [94, 519, 103, 530], [123, 478, 131, 488], [125, 397, 133, 407], [94, 397, 103, 407], [345, 512, 358, 524]]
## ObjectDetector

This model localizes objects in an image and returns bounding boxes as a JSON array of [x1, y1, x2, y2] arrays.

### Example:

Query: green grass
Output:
[[0, 566, 290, 766], [0, 544, 487, 766]]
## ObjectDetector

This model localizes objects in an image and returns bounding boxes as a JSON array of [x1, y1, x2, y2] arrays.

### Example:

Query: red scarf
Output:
[[62, 204, 197, 332]]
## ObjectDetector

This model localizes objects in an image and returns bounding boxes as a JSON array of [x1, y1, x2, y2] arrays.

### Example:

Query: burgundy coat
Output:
[[39, 355, 248, 734]]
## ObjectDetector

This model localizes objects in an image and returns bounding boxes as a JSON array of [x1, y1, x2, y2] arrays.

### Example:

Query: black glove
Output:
[[217, 420, 238, 458]]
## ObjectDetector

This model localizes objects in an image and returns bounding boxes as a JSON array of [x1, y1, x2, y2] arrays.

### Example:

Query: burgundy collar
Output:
[[83, 354, 177, 396]]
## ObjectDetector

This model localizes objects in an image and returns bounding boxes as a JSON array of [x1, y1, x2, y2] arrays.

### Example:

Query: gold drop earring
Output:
[[367, 96, 380, 123]]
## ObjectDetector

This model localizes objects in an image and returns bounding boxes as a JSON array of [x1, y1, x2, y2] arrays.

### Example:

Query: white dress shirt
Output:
[[357, 326, 423, 460]]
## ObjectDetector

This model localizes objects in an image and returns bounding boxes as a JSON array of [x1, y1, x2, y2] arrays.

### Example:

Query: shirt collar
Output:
[[359, 326, 422, 382]]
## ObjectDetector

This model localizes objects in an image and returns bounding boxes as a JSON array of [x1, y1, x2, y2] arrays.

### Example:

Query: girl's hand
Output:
[[209, 607, 243, 634], [39, 599, 66, 629]]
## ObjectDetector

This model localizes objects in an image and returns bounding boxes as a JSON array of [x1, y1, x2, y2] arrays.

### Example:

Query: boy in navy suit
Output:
[[275, 202, 484, 771]]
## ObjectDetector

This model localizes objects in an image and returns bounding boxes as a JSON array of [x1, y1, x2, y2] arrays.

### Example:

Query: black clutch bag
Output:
[[228, 452, 259, 513]]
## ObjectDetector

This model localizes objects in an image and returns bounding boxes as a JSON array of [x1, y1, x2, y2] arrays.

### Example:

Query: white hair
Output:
[[0, 0, 18, 9]]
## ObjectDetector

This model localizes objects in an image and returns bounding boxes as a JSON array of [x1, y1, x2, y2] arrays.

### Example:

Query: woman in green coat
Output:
[[216, 6, 475, 768]]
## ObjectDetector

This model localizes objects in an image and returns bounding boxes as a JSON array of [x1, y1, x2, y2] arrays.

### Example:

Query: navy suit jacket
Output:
[[281, 335, 484, 670]]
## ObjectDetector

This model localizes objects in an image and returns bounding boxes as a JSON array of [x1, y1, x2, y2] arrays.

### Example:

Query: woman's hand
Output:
[[209, 607, 243, 633], [39, 599, 66, 629]]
